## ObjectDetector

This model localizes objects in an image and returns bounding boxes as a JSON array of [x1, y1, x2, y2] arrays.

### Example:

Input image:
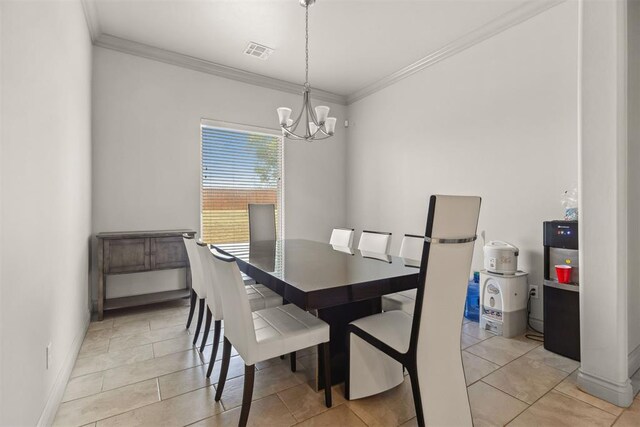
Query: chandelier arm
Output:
[[304, 91, 311, 137], [283, 130, 306, 140], [308, 99, 320, 125], [288, 94, 307, 131], [307, 132, 332, 141], [317, 127, 330, 137]]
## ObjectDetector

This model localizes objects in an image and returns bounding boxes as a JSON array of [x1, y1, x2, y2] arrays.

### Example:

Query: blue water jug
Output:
[[464, 279, 480, 322]]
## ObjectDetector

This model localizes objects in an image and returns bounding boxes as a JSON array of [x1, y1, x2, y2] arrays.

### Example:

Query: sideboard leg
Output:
[[97, 240, 104, 321]]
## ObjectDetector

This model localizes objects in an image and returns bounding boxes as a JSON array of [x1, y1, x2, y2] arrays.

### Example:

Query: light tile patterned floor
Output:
[[53, 300, 640, 426]]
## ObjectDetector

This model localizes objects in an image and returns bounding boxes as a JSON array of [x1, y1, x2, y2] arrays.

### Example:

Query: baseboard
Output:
[[37, 309, 91, 426], [629, 344, 640, 377], [577, 368, 634, 407]]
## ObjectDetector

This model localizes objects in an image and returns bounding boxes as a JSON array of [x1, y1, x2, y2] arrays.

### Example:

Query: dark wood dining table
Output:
[[212, 239, 420, 389]]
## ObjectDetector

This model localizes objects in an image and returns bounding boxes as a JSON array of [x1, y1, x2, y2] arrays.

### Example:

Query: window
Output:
[[201, 122, 283, 244]]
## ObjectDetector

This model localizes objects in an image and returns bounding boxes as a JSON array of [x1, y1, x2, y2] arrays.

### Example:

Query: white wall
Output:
[[0, 1, 93, 425], [91, 47, 347, 300], [345, 1, 578, 324], [627, 0, 640, 373]]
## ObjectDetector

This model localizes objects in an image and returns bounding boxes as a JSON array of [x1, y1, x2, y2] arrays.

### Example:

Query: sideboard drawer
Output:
[[104, 238, 150, 274], [151, 237, 188, 270]]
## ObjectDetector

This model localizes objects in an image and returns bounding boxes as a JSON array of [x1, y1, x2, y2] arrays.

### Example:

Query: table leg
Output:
[[316, 297, 381, 389], [97, 240, 104, 321]]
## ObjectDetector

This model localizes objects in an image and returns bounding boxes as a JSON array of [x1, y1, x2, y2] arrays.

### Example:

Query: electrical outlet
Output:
[[46, 343, 52, 369], [529, 285, 539, 299]]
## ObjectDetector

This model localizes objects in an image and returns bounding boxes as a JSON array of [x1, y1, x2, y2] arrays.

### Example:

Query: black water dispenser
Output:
[[543, 220, 580, 361]]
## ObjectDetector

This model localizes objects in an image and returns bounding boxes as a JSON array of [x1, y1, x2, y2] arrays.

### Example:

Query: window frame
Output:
[[199, 118, 285, 244]]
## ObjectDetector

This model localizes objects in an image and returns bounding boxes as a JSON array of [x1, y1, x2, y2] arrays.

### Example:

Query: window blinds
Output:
[[201, 126, 283, 244]]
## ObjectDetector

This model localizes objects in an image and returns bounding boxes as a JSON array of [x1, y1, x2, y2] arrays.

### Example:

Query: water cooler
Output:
[[543, 220, 580, 361]]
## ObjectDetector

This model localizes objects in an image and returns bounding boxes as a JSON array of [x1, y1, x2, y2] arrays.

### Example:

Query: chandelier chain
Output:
[[305, 3, 309, 85]]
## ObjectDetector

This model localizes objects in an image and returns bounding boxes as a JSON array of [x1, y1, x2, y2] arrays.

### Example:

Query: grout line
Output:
[[462, 349, 504, 366], [274, 392, 306, 423], [156, 378, 161, 401], [480, 380, 532, 407], [347, 403, 370, 426], [553, 388, 624, 417], [93, 383, 218, 426], [65, 346, 208, 403], [60, 378, 166, 426]]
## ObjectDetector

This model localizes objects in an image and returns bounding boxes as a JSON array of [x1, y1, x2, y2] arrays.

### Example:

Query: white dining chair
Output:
[[329, 228, 354, 247], [345, 195, 481, 427], [381, 234, 424, 314], [196, 243, 283, 375], [183, 234, 208, 346], [248, 204, 276, 243], [210, 250, 332, 427], [357, 230, 392, 254]]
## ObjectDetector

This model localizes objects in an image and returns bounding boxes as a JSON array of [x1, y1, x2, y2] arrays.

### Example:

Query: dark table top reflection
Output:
[[212, 239, 420, 310]]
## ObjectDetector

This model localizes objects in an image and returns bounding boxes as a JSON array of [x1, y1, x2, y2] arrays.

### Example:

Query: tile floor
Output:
[[53, 300, 640, 426]]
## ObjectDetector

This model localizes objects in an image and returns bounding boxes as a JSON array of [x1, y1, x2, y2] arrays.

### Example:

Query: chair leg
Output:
[[290, 351, 296, 372], [214, 337, 232, 401], [206, 320, 222, 378], [320, 342, 332, 407], [239, 364, 255, 427], [407, 364, 425, 427], [192, 298, 205, 345], [200, 307, 212, 352], [186, 289, 197, 329], [344, 330, 351, 400]]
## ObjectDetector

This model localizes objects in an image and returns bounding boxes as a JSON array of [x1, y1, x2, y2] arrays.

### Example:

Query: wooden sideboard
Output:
[[96, 229, 196, 320]]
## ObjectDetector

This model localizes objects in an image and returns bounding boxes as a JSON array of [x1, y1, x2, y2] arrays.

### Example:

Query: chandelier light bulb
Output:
[[315, 106, 330, 124], [325, 117, 337, 135], [277, 107, 292, 126]]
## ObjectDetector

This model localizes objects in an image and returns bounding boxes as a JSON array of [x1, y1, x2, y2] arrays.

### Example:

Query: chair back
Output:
[[197, 243, 223, 321], [210, 250, 257, 359], [249, 204, 276, 243], [412, 195, 481, 426], [357, 230, 392, 254], [330, 228, 354, 247], [399, 234, 424, 262], [183, 234, 206, 298]]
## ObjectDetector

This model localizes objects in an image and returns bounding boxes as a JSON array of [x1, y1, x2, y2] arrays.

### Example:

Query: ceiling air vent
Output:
[[244, 42, 274, 60]]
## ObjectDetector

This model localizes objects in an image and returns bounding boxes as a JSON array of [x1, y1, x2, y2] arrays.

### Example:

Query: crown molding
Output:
[[94, 34, 348, 105], [80, 0, 100, 43], [346, 0, 566, 104], [83, 0, 564, 106]]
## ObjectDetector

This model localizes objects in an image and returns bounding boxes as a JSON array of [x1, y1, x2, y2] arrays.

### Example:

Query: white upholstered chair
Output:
[[196, 243, 282, 376], [183, 235, 208, 346], [346, 195, 481, 427], [248, 204, 276, 243], [329, 228, 355, 247], [357, 230, 392, 254], [381, 234, 424, 314], [210, 250, 332, 427]]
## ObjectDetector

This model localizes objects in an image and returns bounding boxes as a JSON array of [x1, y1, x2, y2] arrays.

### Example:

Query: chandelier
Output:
[[276, 0, 336, 141]]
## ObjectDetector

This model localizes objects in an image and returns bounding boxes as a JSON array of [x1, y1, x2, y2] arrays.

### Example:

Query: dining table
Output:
[[212, 238, 420, 390]]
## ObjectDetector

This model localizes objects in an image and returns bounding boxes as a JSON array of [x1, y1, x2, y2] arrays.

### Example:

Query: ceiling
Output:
[[89, 0, 536, 97]]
